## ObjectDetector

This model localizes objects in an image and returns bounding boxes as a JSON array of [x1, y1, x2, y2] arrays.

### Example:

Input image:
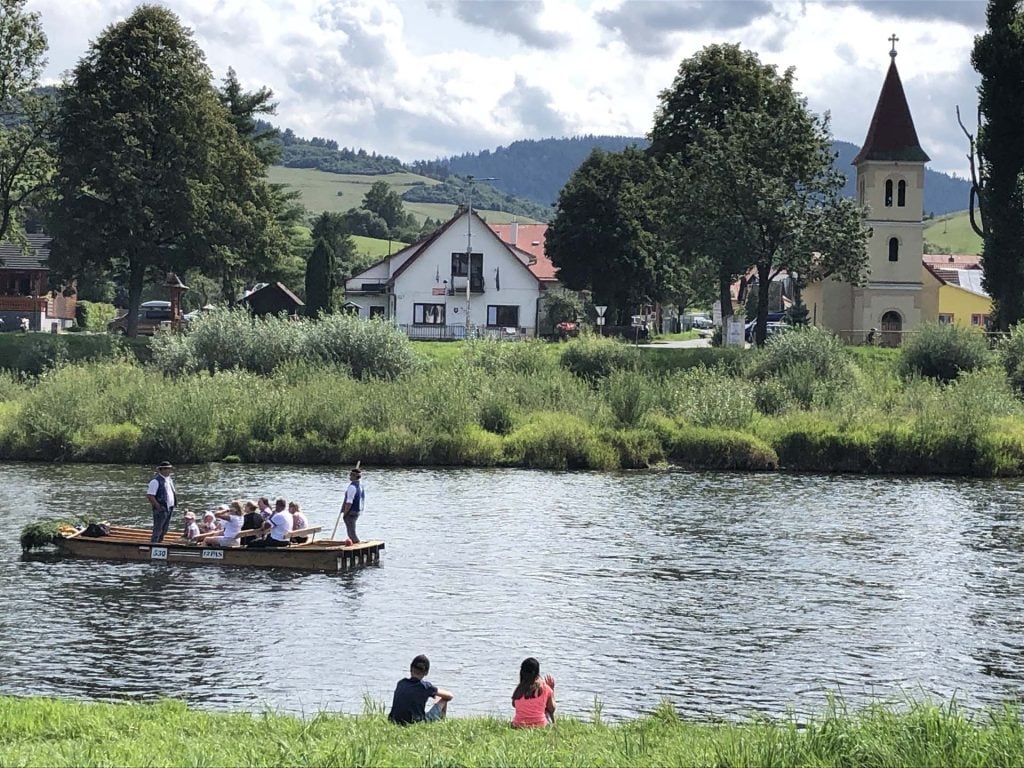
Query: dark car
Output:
[[745, 320, 789, 343], [108, 301, 173, 335]]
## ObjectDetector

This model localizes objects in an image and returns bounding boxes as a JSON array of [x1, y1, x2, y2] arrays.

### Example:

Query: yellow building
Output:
[[805, 42, 929, 344], [921, 259, 992, 328]]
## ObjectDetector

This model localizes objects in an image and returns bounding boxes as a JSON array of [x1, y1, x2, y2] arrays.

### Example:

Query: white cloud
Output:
[[26, 0, 986, 174]]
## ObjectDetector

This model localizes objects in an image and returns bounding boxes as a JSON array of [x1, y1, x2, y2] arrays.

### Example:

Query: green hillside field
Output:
[[267, 166, 537, 224], [924, 210, 983, 255]]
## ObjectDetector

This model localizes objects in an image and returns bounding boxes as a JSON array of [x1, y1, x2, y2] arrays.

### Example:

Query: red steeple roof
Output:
[[853, 57, 929, 164]]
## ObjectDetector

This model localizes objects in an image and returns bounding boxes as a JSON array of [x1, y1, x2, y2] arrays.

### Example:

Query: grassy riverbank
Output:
[[2, 695, 1022, 767], [1, 315, 1023, 475]]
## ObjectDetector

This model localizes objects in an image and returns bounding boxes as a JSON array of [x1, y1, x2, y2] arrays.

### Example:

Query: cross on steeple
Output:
[[889, 33, 899, 58]]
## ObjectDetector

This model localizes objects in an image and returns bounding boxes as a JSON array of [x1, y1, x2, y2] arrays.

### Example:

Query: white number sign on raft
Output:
[[202, 549, 224, 560], [150, 547, 168, 560]]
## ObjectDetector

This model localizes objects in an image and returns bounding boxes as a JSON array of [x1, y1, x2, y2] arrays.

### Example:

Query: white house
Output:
[[345, 209, 548, 338]]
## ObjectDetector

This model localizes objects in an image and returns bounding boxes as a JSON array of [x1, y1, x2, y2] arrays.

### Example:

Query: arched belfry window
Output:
[[888, 237, 899, 262], [897, 179, 906, 207], [884, 179, 894, 207]]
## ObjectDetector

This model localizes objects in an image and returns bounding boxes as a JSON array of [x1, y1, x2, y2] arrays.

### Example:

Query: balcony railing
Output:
[[399, 324, 527, 341], [0, 294, 76, 320]]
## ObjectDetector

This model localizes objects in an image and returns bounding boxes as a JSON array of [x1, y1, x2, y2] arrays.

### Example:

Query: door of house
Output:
[[881, 310, 902, 347]]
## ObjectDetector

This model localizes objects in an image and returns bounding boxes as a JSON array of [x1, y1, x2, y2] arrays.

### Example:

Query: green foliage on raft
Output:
[[19, 519, 74, 553]]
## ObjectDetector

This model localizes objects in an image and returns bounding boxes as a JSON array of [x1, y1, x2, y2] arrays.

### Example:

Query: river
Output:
[[3, 463, 1023, 721]]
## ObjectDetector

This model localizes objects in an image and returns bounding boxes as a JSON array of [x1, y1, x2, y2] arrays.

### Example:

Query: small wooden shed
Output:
[[242, 282, 305, 317]]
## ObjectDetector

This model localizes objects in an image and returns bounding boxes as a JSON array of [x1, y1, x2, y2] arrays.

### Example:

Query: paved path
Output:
[[637, 336, 712, 349]]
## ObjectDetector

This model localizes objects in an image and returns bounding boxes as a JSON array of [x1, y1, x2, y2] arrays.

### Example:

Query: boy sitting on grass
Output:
[[387, 654, 454, 725]]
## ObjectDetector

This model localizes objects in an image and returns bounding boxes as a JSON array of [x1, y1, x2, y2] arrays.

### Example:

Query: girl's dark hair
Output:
[[513, 657, 542, 700]]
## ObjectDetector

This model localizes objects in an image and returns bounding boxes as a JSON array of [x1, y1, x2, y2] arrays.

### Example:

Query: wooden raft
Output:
[[55, 525, 384, 573]]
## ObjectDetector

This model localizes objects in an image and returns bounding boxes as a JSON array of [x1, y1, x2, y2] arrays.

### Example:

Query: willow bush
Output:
[[899, 322, 994, 383], [998, 321, 1024, 393], [150, 309, 416, 379], [559, 333, 640, 381]]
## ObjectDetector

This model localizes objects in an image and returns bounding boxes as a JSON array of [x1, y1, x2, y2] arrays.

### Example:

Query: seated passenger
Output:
[[181, 511, 200, 542], [241, 500, 263, 532], [257, 496, 273, 521], [207, 501, 245, 548], [248, 501, 292, 548], [290, 501, 308, 543], [199, 510, 222, 534]]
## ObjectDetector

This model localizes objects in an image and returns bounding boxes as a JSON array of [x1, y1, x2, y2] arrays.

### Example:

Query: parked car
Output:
[[108, 300, 173, 335], [691, 315, 714, 330], [745, 320, 789, 343]]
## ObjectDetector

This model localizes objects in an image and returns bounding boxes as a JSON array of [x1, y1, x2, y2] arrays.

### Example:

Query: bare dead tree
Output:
[[956, 104, 986, 239]]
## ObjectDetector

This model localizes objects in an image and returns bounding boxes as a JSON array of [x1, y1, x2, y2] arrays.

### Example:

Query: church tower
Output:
[[851, 37, 929, 340]]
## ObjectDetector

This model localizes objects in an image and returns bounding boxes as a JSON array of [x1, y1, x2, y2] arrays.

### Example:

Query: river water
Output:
[[2, 463, 1023, 721]]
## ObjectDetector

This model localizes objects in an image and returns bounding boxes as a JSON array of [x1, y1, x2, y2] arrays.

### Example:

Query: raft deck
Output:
[[56, 525, 384, 573]]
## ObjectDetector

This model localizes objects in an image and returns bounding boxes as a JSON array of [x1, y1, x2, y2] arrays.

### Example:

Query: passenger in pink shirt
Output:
[[511, 657, 555, 728]]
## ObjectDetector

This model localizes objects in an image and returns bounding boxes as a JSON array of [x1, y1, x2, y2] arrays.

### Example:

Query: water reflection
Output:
[[2, 463, 1024, 720]]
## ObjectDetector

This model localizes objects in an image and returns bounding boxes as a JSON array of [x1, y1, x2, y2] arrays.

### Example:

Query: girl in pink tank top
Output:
[[511, 657, 555, 728]]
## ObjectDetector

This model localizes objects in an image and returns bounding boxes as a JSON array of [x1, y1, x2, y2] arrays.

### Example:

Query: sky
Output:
[[26, 0, 987, 175]]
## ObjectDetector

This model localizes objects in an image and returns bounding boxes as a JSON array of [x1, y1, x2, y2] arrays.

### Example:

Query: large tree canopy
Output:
[[546, 147, 681, 323], [49, 5, 285, 334], [0, 0, 53, 246], [971, 0, 1024, 330], [652, 44, 868, 344]]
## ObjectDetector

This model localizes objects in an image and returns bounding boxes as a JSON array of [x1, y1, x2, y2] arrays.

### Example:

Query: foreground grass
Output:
[[2, 696, 1022, 768]]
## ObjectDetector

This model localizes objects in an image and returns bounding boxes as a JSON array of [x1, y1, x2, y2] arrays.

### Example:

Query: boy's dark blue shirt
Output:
[[388, 677, 438, 724]]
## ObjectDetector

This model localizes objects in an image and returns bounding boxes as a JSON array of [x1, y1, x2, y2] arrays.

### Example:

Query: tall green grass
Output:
[[2, 323, 1024, 474], [2, 695, 1022, 768]]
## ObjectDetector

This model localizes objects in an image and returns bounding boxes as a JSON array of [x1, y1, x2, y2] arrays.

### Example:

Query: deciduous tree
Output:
[[49, 6, 285, 334], [546, 147, 681, 323], [652, 45, 868, 344], [361, 180, 405, 231], [0, 0, 53, 245]]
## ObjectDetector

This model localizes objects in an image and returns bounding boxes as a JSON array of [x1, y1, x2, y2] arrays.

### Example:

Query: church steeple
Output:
[[852, 42, 929, 165]]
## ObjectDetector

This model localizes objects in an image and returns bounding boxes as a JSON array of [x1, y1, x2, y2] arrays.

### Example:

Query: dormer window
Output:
[[888, 237, 899, 262], [884, 179, 894, 207], [897, 179, 906, 207]]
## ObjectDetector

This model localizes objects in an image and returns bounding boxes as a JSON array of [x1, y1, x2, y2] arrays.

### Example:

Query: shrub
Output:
[[748, 326, 851, 381], [478, 398, 515, 435], [302, 314, 416, 379], [668, 366, 755, 429], [559, 334, 639, 381], [503, 412, 619, 470], [604, 369, 658, 426], [72, 422, 143, 462], [605, 427, 665, 468], [425, 426, 503, 466], [765, 413, 876, 472], [462, 339, 554, 376], [151, 309, 416, 379], [899, 322, 993, 382], [668, 425, 777, 470], [998, 322, 1024, 394], [76, 301, 118, 331]]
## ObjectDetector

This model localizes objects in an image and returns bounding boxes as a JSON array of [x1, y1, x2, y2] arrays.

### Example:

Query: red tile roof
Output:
[[923, 253, 982, 269], [853, 58, 929, 164], [489, 223, 557, 281]]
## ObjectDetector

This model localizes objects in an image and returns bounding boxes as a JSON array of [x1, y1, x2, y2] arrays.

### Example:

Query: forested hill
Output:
[[410, 136, 643, 205], [412, 136, 973, 217]]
